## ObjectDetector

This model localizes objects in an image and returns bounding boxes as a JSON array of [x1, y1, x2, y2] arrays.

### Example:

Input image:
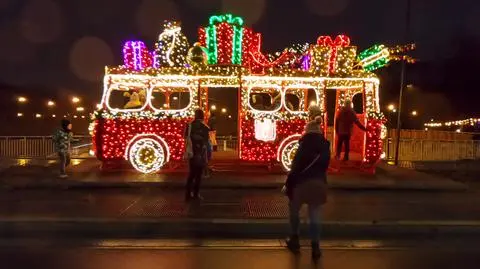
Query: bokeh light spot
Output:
[[185, 0, 218, 13], [69, 37, 114, 82], [0, 22, 36, 64], [135, 0, 180, 39], [20, 0, 64, 44], [71, 0, 134, 27], [306, 0, 349, 17], [221, 0, 266, 25]]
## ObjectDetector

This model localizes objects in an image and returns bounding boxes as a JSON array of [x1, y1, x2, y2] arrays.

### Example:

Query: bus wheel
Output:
[[279, 139, 300, 172], [125, 135, 169, 173]]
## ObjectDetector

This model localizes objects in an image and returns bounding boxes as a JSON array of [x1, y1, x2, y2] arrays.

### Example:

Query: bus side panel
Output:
[[95, 118, 191, 162], [239, 118, 306, 162]]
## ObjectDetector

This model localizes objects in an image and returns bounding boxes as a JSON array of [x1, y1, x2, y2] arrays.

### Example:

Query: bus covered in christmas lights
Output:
[[91, 14, 413, 174]]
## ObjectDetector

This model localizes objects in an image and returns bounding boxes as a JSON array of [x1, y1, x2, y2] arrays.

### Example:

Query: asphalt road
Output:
[[1, 239, 479, 269]]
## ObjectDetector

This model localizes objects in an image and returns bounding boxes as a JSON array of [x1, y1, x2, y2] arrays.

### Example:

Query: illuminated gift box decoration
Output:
[[310, 35, 357, 76], [358, 44, 390, 72], [199, 14, 261, 65], [122, 41, 152, 70]]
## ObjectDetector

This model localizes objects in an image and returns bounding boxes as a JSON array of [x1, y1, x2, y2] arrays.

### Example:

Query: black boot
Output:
[[311, 241, 321, 259], [285, 236, 300, 254]]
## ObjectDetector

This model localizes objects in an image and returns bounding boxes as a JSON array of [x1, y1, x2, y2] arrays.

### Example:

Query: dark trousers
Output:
[[336, 134, 351, 160], [185, 159, 205, 197], [58, 152, 71, 175]]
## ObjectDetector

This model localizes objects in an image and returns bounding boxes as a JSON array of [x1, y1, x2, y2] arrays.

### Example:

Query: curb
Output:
[[1, 176, 468, 191], [1, 218, 480, 239]]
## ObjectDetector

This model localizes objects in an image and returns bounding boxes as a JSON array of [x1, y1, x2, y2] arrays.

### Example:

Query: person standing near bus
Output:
[[335, 100, 367, 161], [207, 112, 217, 152], [52, 119, 77, 178], [184, 109, 210, 201]]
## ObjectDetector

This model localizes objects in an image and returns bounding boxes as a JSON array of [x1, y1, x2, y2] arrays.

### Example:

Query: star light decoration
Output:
[[93, 13, 401, 173]]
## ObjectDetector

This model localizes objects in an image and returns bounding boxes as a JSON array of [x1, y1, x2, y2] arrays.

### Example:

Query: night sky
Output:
[[0, 0, 479, 134]]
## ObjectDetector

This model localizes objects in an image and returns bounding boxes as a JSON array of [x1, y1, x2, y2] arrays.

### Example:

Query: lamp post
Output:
[[394, 0, 411, 166]]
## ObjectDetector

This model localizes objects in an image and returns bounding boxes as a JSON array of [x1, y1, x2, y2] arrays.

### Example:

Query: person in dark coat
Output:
[[284, 115, 330, 260], [184, 109, 210, 201], [335, 100, 366, 161]]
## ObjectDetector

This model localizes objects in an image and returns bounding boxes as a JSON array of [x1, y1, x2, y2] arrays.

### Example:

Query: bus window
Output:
[[306, 88, 319, 109], [284, 89, 302, 111], [249, 87, 281, 112], [352, 93, 364, 114], [107, 85, 147, 110], [284, 88, 319, 112], [151, 86, 191, 110]]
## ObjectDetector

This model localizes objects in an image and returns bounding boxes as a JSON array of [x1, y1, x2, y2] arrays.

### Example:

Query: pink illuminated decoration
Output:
[[123, 41, 152, 70]]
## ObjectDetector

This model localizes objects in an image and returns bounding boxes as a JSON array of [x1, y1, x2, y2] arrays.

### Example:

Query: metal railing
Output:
[[385, 138, 480, 161], [216, 136, 238, 151], [0, 136, 92, 159], [3, 135, 478, 162]]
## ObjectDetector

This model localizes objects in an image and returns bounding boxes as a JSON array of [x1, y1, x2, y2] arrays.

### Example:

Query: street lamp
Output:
[[388, 104, 396, 111], [17, 97, 27, 103], [47, 100, 55, 107], [35, 113, 42, 118], [76, 107, 85, 112], [72, 97, 80, 103], [394, 0, 412, 166], [211, 105, 217, 111], [221, 108, 227, 114], [17, 113, 23, 117], [411, 110, 418, 116], [52, 114, 56, 118]]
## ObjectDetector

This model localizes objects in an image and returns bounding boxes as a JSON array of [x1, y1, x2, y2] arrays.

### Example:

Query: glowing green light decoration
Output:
[[232, 26, 243, 65], [206, 25, 217, 64], [205, 14, 245, 65], [358, 44, 390, 72]]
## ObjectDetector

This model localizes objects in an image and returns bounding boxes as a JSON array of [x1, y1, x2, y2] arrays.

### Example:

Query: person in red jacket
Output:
[[335, 100, 367, 161]]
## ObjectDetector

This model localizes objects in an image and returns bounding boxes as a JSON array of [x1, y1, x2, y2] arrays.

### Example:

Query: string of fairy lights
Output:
[[91, 13, 414, 173], [424, 118, 480, 128]]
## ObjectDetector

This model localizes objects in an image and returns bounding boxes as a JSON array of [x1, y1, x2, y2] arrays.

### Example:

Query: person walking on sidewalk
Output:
[[335, 100, 366, 161], [184, 109, 210, 201], [284, 115, 330, 259], [52, 119, 77, 178]]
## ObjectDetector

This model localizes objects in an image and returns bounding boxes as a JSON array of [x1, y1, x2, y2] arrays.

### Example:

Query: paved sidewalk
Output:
[[0, 159, 467, 191], [0, 188, 479, 238]]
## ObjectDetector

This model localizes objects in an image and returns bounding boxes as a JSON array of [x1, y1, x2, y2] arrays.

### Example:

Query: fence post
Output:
[[42, 136, 47, 160], [23, 137, 27, 157], [420, 140, 424, 161]]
